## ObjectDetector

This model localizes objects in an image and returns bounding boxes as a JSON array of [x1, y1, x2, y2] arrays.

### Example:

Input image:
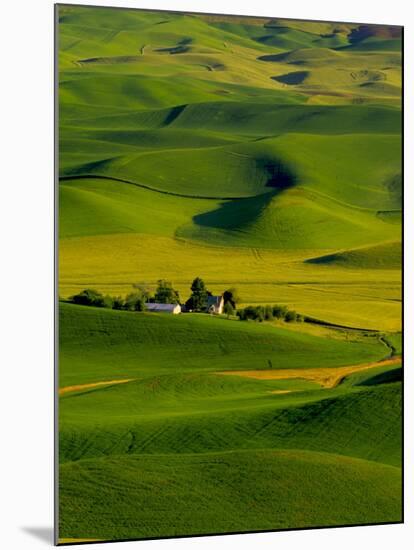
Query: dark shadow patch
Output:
[[61, 157, 116, 177], [359, 81, 379, 88], [155, 37, 193, 54], [305, 252, 342, 266], [162, 104, 187, 126], [305, 241, 402, 269], [77, 55, 142, 65], [192, 159, 296, 233], [271, 71, 310, 85], [192, 191, 275, 232], [155, 45, 191, 54], [256, 33, 288, 45], [348, 25, 402, 44], [286, 60, 307, 66], [259, 158, 297, 190], [358, 367, 402, 387], [257, 52, 290, 63]]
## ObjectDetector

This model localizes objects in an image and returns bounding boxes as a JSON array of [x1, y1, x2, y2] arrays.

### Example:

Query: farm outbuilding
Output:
[[146, 303, 181, 314], [206, 295, 224, 314]]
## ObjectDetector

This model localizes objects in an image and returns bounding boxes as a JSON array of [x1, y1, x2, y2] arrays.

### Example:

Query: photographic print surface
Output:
[[56, 4, 403, 544]]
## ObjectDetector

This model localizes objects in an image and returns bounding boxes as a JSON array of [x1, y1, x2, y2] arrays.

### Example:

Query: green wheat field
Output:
[[57, 4, 402, 544]]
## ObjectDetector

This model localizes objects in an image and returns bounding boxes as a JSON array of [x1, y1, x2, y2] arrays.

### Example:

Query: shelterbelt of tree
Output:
[[58, 4, 402, 543]]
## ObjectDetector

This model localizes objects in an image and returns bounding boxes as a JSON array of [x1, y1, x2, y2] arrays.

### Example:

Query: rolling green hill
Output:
[[59, 302, 388, 386], [306, 241, 402, 269], [58, 4, 402, 543], [60, 449, 401, 541], [59, 304, 402, 540]]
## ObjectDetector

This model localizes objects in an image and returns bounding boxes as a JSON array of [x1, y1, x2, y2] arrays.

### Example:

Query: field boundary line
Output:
[[59, 174, 262, 201]]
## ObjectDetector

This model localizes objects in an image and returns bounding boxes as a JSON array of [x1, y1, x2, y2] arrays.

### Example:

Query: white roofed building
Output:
[[146, 303, 181, 314]]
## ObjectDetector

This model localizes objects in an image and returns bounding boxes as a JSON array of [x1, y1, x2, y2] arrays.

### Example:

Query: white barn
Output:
[[146, 303, 181, 314]]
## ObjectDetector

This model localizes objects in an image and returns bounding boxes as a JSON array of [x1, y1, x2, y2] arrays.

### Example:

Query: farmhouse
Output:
[[206, 295, 224, 314], [146, 303, 181, 314]]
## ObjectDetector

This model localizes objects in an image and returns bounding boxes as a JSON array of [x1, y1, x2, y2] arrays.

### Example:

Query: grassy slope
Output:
[[60, 379, 401, 465], [60, 450, 401, 540], [59, 303, 388, 385], [59, 304, 402, 539], [306, 241, 402, 269], [58, 5, 402, 541]]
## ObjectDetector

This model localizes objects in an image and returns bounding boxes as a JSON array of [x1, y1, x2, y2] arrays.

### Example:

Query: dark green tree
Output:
[[237, 309, 246, 321], [285, 310, 297, 322], [71, 288, 106, 307], [112, 296, 125, 310], [154, 279, 180, 304], [264, 305, 273, 320], [272, 304, 288, 319], [124, 292, 147, 312], [244, 306, 257, 320], [187, 277, 209, 312], [223, 287, 240, 309], [255, 306, 265, 322]]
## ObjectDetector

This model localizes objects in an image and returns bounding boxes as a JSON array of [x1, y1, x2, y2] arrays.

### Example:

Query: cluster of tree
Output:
[[69, 278, 241, 317], [70, 288, 147, 311], [184, 280, 240, 314], [154, 280, 180, 304], [71, 288, 114, 308], [70, 279, 180, 312], [237, 304, 304, 323]]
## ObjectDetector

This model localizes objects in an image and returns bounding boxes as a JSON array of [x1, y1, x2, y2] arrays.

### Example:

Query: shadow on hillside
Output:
[[155, 37, 193, 54], [271, 71, 310, 85], [61, 156, 116, 178], [304, 252, 342, 265], [193, 160, 296, 232], [193, 191, 275, 231], [262, 159, 297, 190], [358, 367, 402, 387], [258, 52, 290, 62]]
